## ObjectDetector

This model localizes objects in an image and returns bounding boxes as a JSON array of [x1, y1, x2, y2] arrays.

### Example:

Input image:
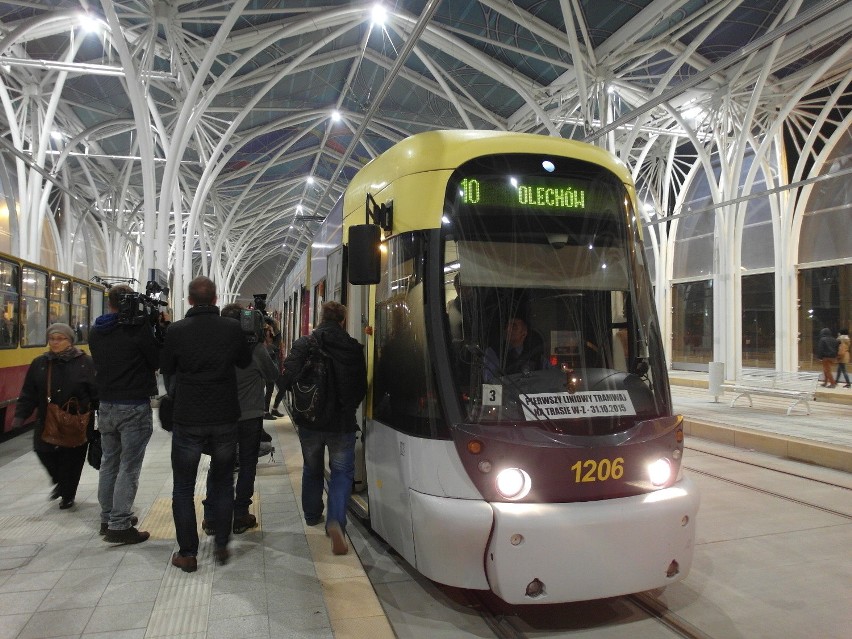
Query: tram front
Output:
[[433, 151, 700, 604]]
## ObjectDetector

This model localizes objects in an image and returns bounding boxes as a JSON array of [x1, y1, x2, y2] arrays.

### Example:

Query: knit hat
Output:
[[47, 323, 75, 343]]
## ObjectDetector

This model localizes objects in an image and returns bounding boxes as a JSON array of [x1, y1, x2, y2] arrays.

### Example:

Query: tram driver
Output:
[[483, 316, 546, 381]]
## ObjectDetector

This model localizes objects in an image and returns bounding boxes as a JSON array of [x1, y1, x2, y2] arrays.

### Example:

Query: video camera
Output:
[[117, 280, 170, 341], [239, 308, 265, 344]]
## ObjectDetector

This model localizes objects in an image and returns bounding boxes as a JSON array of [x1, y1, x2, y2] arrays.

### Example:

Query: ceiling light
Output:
[[331, 110, 341, 122], [372, 4, 387, 26]]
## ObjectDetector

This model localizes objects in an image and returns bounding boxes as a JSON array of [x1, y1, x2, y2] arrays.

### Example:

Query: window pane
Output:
[[0, 259, 19, 347], [798, 264, 852, 371], [671, 280, 713, 369], [373, 233, 443, 437], [742, 273, 775, 368], [22, 267, 47, 347]]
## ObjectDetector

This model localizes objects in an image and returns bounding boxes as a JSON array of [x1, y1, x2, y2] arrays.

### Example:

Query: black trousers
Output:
[[36, 443, 88, 501]]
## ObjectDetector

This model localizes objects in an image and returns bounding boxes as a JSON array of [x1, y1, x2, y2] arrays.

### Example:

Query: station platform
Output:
[[0, 417, 394, 639], [0, 375, 848, 639]]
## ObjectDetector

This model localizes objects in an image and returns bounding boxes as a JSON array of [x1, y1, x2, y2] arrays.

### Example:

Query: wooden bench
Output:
[[720, 371, 819, 416]]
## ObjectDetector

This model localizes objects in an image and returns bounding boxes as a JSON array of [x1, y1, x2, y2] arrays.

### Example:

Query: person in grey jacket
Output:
[[202, 303, 278, 535]]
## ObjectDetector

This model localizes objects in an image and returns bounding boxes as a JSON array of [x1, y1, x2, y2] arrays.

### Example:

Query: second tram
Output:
[[0, 253, 106, 435], [277, 130, 700, 604]]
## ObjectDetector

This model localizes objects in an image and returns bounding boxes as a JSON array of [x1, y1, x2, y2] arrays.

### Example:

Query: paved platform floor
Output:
[[0, 374, 848, 638], [0, 417, 393, 639]]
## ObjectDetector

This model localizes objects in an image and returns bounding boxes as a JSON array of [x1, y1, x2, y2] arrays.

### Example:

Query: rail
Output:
[[720, 371, 819, 415]]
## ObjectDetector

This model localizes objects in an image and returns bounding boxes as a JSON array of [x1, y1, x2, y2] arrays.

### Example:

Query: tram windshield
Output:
[[442, 154, 669, 431]]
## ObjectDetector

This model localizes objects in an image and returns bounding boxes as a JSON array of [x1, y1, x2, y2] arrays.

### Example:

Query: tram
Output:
[[278, 130, 700, 604], [0, 253, 106, 435]]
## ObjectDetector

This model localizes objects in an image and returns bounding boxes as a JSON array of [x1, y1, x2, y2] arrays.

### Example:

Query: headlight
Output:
[[496, 468, 532, 500], [648, 458, 673, 487]]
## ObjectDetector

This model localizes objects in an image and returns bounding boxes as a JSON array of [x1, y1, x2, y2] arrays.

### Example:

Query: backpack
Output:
[[290, 334, 337, 427]]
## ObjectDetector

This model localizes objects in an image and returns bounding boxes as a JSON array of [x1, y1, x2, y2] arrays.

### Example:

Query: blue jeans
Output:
[[204, 417, 261, 520], [298, 428, 356, 532], [97, 402, 153, 530], [172, 422, 237, 555]]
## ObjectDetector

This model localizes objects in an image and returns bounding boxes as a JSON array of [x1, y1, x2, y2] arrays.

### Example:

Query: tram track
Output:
[[464, 584, 722, 639], [684, 446, 852, 520]]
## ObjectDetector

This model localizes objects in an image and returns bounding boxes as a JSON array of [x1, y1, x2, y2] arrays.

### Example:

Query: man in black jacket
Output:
[[89, 285, 162, 544], [161, 276, 252, 572], [281, 301, 367, 555]]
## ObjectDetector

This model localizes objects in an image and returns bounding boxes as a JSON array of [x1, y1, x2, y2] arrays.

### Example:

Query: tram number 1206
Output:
[[571, 457, 625, 483]]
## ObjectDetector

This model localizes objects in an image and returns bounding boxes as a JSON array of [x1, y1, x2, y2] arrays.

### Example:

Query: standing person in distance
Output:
[[89, 284, 164, 544], [816, 327, 839, 388], [836, 328, 850, 388], [13, 323, 97, 509], [160, 276, 252, 573], [202, 303, 279, 535], [281, 301, 366, 555]]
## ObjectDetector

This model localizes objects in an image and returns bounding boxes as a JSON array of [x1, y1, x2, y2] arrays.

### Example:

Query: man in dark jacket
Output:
[[281, 301, 367, 555], [817, 327, 839, 387], [89, 285, 162, 544], [202, 303, 278, 536], [160, 276, 252, 572]]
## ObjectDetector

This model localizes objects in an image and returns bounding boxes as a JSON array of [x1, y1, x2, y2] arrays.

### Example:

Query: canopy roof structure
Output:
[[0, 0, 850, 304]]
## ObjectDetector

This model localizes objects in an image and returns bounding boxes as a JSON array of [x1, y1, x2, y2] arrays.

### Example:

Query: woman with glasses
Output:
[[13, 323, 98, 509]]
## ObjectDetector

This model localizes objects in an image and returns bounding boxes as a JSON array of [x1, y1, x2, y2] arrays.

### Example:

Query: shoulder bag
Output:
[[41, 361, 91, 448]]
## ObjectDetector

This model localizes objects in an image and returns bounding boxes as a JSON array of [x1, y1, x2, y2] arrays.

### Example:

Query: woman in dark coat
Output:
[[13, 323, 98, 509]]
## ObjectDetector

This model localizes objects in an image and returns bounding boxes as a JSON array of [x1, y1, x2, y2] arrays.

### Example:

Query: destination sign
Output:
[[459, 177, 587, 210]]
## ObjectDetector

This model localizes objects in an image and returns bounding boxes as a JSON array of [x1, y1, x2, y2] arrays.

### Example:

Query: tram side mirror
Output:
[[348, 224, 382, 285]]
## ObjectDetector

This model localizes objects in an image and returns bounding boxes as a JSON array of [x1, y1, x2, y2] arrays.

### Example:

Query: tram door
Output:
[[328, 246, 369, 507]]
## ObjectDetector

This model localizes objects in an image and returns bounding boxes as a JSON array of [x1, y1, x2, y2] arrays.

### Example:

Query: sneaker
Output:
[[100, 516, 138, 535], [202, 519, 215, 535], [233, 513, 258, 534], [305, 515, 324, 526], [327, 520, 348, 555], [271, 409, 285, 418], [59, 499, 74, 510], [171, 553, 197, 573], [104, 526, 150, 544], [263, 412, 276, 420]]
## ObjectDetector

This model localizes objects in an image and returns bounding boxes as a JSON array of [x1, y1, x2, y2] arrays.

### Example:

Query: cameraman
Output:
[[89, 284, 165, 544]]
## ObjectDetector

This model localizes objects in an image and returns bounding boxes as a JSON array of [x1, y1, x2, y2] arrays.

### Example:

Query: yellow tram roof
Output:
[[342, 130, 633, 230]]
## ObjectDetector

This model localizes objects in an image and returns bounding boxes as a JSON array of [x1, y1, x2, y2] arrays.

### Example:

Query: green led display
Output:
[[460, 177, 586, 210]]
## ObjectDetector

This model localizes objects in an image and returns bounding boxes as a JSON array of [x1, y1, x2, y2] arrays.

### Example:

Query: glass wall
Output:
[[741, 273, 775, 368], [798, 264, 852, 371], [671, 280, 713, 367]]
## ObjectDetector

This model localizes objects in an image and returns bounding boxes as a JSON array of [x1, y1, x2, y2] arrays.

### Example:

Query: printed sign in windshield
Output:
[[516, 390, 637, 421]]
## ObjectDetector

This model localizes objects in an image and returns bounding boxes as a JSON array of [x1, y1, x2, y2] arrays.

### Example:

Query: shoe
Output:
[[271, 409, 284, 417], [829, 384, 837, 388], [171, 553, 197, 573], [327, 520, 348, 555], [59, 499, 74, 510], [100, 516, 138, 535], [259, 429, 272, 443], [214, 547, 230, 565], [104, 526, 150, 544], [49, 486, 61, 500], [233, 513, 258, 534], [305, 515, 324, 526], [262, 412, 277, 420], [844, 384, 851, 388], [202, 519, 215, 535]]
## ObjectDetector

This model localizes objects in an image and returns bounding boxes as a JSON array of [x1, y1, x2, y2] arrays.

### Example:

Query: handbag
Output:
[[40, 361, 91, 448], [158, 394, 174, 432], [87, 427, 102, 469]]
